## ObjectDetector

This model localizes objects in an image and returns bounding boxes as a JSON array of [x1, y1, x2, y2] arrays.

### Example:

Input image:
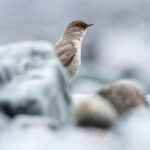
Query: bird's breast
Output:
[[67, 47, 81, 78]]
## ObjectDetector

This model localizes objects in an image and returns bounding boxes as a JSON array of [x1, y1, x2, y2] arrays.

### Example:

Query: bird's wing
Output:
[[57, 46, 77, 67]]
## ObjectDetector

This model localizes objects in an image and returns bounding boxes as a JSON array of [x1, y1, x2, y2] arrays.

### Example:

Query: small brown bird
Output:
[[55, 20, 93, 78]]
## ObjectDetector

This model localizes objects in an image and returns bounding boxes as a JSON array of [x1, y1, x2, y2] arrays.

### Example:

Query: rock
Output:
[[74, 94, 118, 128], [0, 41, 72, 125], [111, 106, 150, 150], [72, 93, 93, 105], [0, 123, 111, 150], [11, 115, 59, 130], [145, 95, 150, 106], [60, 127, 112, 150], [99, 81, 148, 114], [0, 122, 59, 150], [0, 113, 10, 131]]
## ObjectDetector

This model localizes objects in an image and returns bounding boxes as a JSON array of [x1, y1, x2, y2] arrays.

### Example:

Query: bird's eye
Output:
[[76, 23, 83, 28]]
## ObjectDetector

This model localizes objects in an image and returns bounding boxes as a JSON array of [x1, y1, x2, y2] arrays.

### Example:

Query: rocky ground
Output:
[[0, 41, 149, 150]]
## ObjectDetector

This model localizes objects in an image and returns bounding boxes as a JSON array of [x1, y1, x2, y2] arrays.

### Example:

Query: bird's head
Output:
[[64, 20, 93, 39]]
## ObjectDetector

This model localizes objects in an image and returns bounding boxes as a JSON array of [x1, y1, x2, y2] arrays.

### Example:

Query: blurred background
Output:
[[0, 0, 150, 93]]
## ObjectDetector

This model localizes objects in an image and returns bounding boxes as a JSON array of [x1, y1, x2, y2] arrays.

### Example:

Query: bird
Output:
[[55, 20, 93, 78]]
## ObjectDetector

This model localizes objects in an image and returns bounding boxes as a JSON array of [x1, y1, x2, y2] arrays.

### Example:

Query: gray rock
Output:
[[0, 113, 10, 131], [0, 41, 72, 125]]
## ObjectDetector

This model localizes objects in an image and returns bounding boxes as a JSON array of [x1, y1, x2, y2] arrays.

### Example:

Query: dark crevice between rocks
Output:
[[0, 100, 42, 118]]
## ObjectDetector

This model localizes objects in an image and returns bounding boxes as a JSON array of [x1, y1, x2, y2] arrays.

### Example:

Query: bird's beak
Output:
[[86, 24, 94, 28]]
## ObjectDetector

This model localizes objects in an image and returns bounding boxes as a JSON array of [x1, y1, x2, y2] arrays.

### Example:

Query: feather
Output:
[[57, 45, 77, 67]]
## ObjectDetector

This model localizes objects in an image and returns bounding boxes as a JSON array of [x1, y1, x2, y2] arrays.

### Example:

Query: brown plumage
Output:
[[55, 43, 77, 67], [55, 20, 93, 78], [65, 20, 88, 31]]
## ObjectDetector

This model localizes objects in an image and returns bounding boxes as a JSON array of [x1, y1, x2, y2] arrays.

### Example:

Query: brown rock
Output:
[[74, 95, 118, 128], [98, 81, 148, 114]]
